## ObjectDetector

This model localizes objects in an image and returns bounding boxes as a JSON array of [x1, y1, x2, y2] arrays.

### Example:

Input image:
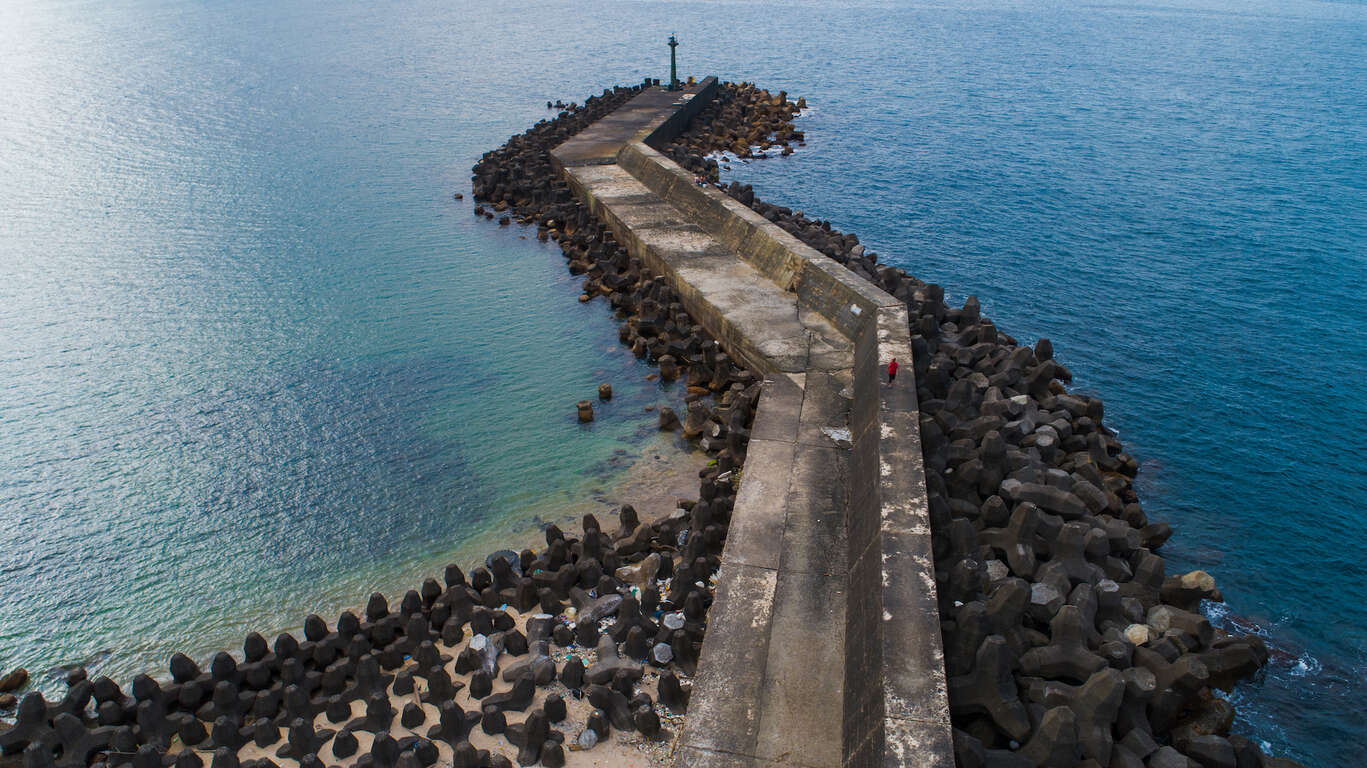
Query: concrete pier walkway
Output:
[[550, 80, 952, 768]]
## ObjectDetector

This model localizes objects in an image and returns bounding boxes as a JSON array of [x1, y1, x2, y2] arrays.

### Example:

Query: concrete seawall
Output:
[[551, 81, 952, 767]]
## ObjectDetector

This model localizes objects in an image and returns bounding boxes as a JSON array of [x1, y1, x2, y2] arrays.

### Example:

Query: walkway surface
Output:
[[553, 85, 854, 768], [552, 87, 700, 166]]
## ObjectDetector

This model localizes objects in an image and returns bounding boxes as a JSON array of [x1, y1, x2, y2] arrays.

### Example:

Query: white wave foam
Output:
[[1288, 650, 1322, 678]]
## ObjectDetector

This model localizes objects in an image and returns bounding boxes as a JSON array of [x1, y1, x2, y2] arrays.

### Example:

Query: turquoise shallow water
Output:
[[1, 0, 1363, 764], [0, 0, 697, 705]]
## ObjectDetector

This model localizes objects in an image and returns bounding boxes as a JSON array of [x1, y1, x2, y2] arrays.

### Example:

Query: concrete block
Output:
[[783, 444, 851, 578], [798, 370, 854, 450], [754, 565, 846, 767], [750, 373, 806, 444], [677, 563, 778, 759], [725, 437, 796, 571]]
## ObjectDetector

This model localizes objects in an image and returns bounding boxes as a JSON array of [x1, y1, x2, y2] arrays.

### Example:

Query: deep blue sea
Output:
[[1, 0, 1362, 764]]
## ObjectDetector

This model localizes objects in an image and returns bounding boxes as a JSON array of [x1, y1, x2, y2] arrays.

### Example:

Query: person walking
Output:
[[887, 357, 899, 385]]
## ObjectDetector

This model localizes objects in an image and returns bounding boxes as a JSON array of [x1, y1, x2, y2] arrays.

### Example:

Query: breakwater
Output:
[[0, 74, 1311, 768], [548, 80, 951, 768]]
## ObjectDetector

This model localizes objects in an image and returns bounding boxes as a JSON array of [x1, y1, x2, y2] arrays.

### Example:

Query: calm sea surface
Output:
[[1, 1, 1363, 764]]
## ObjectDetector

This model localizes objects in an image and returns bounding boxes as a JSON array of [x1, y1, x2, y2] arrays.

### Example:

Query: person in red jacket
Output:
[[887, 357, 899, 384]]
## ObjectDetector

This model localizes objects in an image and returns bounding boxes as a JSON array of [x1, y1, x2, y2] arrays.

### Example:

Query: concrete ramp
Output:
[[549, 80, 952, 768]]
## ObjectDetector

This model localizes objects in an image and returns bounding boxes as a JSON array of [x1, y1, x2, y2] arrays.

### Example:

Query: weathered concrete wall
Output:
[[618, 140, 889, 339], [552, 82, 952, 767], [642, 78, 721, 146], [556, 161, 840, 376], [843, 305, 955, 768]]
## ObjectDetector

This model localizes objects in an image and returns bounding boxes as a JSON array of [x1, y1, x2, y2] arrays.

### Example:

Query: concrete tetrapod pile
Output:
[[658, 82, 1304, 768], [471, 85, 644, 226], [656, 81, 805, 175], [0, 503, 733, 768], [0, 87, 764, 768]]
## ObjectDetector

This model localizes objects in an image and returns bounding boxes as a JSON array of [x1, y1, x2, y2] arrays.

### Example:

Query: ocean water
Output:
[[1, 0, 1362, 764], [0, 0, 702, 704]]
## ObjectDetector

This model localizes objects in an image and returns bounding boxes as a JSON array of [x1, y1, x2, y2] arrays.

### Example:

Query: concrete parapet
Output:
[[558, 163, 844, 375], [642, 77, 720, 146], [618, 140, 891, 337]]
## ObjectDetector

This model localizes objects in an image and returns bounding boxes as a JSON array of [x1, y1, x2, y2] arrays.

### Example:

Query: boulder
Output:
[[0, 669, 29, 694]]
